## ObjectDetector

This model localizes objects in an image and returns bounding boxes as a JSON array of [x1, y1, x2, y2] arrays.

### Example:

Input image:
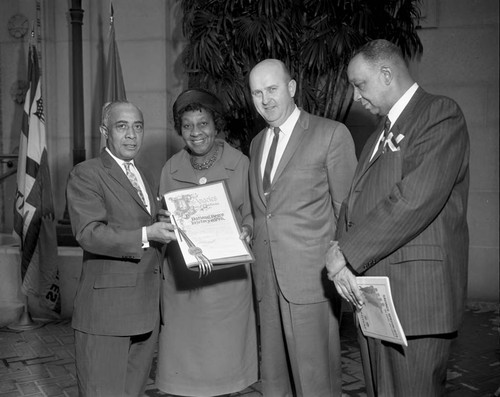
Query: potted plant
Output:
[[179, 0, 423, 154]]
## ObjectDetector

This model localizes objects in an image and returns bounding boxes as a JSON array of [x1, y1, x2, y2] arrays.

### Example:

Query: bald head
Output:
[[249, 59, 296, 127], [250, 59, 291, 83]]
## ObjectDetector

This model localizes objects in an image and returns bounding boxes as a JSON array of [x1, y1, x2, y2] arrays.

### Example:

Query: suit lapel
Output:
[[136, 166, 157, 214], [271, 111, 308, 185], [350, 118, 386, 190], [390, 87, 426, 133], [253, 111, 308, 205], [101, 150, 151, 213]]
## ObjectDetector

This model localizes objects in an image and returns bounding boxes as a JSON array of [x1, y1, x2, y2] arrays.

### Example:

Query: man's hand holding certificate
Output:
[[163, 181, 254, 274]]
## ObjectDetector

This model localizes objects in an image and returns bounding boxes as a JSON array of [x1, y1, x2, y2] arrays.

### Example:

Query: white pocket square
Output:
[[383, 132, 405, 152]]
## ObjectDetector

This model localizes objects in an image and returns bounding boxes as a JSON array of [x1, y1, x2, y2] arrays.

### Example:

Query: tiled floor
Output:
[[0, 303, 498, 397]]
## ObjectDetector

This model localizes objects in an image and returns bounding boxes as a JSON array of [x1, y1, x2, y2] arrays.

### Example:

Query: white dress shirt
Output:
[[260, 106, 301, 182], [106, 148, 150, 247]]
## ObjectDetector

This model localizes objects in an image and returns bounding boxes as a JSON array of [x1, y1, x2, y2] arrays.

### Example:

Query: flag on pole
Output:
[[105, 3, 127, 103], [13, 42, 60, 317], [100, 2, 127, 147]]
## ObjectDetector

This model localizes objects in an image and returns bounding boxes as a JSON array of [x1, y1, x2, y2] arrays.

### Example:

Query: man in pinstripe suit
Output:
[[326, 39, 470, 396]]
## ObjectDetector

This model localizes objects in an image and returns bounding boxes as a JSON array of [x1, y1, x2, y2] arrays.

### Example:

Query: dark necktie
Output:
[[124, 162, 147, 206], [380, 116, 392, 154], [371, 116, 391, 161], [263, 127, 280, 197]]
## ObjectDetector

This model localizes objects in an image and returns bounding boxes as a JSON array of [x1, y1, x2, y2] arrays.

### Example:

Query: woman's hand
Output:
[[239, 225, 252, 244]]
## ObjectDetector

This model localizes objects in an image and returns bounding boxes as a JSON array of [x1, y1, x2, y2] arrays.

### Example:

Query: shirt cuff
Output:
[[141, 226, 150, 249]]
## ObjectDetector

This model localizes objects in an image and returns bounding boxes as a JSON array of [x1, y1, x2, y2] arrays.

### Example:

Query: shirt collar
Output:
[[387, 83, 419, 127], [105, 147, 136, 168], [271, 105, 300, 136]]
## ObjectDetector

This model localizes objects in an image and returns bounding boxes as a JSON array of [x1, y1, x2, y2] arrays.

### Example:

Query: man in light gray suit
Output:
[[326, 39, 470, 396], [248, 59, 357, 396]]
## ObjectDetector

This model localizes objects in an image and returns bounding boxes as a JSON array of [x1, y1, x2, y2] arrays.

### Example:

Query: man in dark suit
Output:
[[66, 101, 175, 397], [248, 59, 357, 396], [326, 39, 470, 396]]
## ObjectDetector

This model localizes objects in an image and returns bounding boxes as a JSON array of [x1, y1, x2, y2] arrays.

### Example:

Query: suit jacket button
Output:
[[348, 221, 354, 227], [154, 268, 159, 274], [267, 214, 272, 219]]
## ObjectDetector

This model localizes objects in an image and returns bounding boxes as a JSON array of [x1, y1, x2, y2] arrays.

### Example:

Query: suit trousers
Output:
[[258, 257, 342, 397], [358, 323, 454, 397], [75, 319, 159, 397]]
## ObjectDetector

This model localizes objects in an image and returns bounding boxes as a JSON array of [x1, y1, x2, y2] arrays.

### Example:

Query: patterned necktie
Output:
[[123, 162, 147, 206], [380, 116, 392, 154], [263, 127, 280, 197]]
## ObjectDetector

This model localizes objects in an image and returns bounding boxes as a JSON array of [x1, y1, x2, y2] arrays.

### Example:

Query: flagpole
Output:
[[9, 29, 44, 332], [70, 0, 85, 166], [56, 0, 86, 247], [8, 295, 43, 331]]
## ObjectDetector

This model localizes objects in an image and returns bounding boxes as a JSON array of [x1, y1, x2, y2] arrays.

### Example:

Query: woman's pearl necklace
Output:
[[190, 144, 219, 170]]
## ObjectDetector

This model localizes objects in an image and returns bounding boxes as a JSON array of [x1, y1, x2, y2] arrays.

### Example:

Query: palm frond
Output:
[[178, 0, 423, 154]]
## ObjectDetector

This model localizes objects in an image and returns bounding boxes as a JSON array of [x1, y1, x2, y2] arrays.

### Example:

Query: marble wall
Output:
[[414, 0, 499, 302]]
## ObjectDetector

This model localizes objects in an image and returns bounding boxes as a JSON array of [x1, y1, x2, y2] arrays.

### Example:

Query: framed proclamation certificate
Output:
[[163, 181, 254, 270]]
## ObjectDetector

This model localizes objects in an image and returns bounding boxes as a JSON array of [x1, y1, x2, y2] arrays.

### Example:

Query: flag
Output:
[[13, 43, 60, 317], [105, 4, 127, 103], [100, 2, 127, 147]]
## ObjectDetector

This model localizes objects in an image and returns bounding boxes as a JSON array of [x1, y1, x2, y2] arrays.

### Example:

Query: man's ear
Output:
[[99, 125, 108, 139], [288, 79, 297, 98], [380, 66, 393, 85]]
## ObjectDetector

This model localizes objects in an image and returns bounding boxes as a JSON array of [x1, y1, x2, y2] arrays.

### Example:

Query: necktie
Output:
[[263, 127, 280, 197], [380, 116, 392, 154], [123, 162, 147, 206], [371, 116, 391, 161]]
